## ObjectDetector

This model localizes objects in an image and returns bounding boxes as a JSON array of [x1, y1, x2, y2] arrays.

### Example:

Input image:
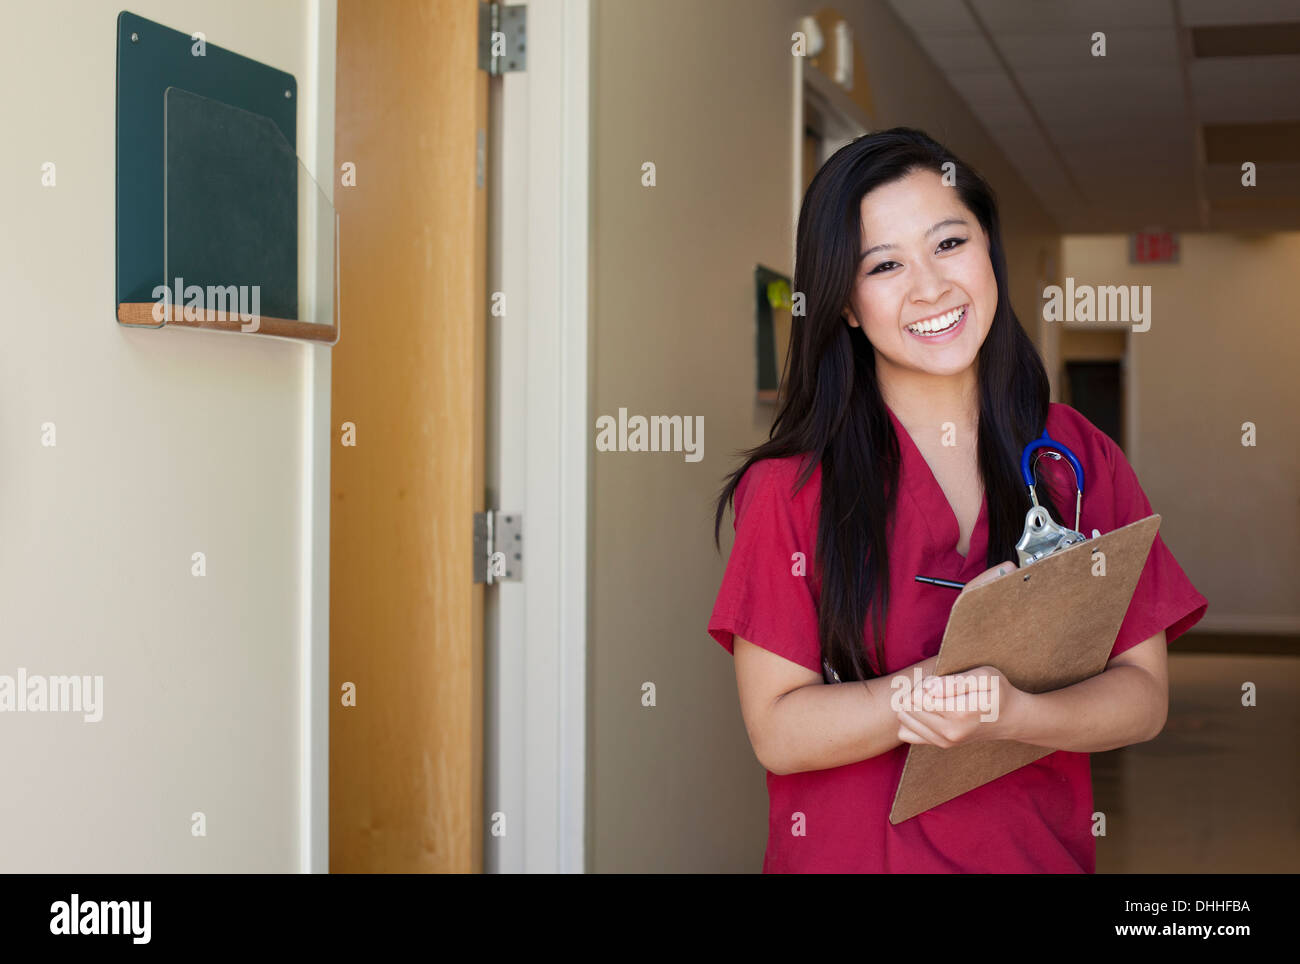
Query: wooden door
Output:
[[331, 0, 487, 872]]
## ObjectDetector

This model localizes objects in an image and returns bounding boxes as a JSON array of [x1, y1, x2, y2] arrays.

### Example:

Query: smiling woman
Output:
[[844, 170, 998, 384], [706, 128, 1206, 874]]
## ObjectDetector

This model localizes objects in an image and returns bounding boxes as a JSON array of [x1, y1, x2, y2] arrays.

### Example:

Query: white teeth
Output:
[[907, 305, 965, 336]]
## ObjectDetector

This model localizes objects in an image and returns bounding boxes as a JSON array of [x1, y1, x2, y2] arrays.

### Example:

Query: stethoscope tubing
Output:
[[1020, 429, 1085, 494]]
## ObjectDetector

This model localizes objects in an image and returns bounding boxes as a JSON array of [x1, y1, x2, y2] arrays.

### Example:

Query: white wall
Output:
[[1062, 233, 1300, 633], [0, 0, 334, 871]]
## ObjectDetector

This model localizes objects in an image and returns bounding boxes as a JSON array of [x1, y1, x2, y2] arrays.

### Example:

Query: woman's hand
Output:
[[896, 561, 1024, 747], [896, 664, 1025, 747]]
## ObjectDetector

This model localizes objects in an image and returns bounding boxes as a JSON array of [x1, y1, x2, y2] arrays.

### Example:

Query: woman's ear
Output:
[[842, 305, 859, 329]]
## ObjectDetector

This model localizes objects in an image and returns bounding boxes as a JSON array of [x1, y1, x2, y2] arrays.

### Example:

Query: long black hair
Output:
[[713, 127, 1064, 682]]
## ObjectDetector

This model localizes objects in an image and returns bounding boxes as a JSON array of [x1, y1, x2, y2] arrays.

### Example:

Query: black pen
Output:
[[914, 575, 966, 590]]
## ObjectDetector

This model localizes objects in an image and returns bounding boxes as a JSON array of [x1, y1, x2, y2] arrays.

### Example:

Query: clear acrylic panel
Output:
[[161, 86, 338, 342]]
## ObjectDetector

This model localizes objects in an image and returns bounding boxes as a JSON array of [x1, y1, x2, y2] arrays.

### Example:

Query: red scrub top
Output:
[[707, 402, 1207, 873]]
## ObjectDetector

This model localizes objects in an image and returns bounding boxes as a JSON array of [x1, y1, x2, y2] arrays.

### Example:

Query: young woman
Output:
[[707, 128, 1207, 873]]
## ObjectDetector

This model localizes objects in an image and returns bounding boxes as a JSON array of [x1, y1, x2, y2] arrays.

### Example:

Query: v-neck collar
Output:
[[885, 405, 988, 570]]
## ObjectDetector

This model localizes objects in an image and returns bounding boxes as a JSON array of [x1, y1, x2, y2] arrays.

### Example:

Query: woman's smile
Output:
[[904, 303, 968, 343]]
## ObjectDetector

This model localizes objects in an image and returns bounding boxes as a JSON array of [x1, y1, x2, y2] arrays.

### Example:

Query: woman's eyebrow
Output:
[[859, 217, 970, 261]]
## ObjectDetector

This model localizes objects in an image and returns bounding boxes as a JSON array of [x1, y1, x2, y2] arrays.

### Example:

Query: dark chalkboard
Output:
[[115, 10, 297, 319], [164, 87, 298, 321]]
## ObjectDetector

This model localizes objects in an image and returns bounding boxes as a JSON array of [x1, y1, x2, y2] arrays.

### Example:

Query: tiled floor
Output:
[[1094, 653, 1300, 873]]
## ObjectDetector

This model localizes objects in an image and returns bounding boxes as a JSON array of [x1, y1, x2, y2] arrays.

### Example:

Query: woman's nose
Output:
[[909, 260, 952, 306]]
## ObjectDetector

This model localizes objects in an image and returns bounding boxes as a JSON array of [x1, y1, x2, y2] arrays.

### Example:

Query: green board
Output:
[[115, 10, 297, 320]]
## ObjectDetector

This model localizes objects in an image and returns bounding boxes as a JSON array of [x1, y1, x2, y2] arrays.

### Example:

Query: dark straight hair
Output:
[[713, 127, 1064, 682]]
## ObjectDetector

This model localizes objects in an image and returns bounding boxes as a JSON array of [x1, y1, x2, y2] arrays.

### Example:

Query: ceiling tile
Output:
[[1045, 124, 1196, 155], [1189, 57, 1300, 122], [1178, 0, 1300, 27], [914, 31, 1002, 71], [885, 0, 980, 35], [947, 70, 1038, 126], [1019, 67, 1186, 123], [996, 28, 1181, 70], [973, 0, 1174, 31], [1203, 161, 1300, 197]]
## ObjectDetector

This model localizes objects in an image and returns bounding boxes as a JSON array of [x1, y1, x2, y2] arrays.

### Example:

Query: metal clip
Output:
[[1015, 505, 1088, 567]]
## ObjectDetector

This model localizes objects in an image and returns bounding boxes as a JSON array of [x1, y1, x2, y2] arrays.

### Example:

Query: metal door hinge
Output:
[[478, 2, 526, 75], [473, 510, 523, 583]]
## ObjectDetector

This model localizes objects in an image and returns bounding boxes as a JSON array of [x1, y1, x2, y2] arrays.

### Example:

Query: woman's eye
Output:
[[868, 238, 967, 275]]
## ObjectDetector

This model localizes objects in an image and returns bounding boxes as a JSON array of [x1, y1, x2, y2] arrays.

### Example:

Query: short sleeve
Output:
[[1104, 436, 1208, 660], [707, 459, 822, 674]]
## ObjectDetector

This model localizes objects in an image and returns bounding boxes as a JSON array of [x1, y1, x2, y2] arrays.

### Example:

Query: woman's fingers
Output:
[[898, 723, 925, 744], [961, 559, 1018, 593], [897, 709, 950, 748]]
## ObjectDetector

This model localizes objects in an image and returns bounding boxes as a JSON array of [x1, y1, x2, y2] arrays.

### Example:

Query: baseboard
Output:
[[1189, 614, 1300, 635]]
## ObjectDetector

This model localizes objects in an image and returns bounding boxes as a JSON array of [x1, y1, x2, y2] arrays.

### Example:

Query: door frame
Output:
[[487, 0, 590, 873], [302, 0, 335, 875]]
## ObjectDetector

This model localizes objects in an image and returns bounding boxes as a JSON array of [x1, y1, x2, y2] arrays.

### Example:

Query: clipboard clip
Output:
[[1015, 505, 1088, 567]]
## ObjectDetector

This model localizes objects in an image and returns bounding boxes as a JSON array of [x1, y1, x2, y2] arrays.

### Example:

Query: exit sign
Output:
[[1130, 232, 1179, 264]]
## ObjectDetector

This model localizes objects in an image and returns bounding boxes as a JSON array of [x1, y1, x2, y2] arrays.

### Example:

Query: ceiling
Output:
[[886, 0, 1300, 232]]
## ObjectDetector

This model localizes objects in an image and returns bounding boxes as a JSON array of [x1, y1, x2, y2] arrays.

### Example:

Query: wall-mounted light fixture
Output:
[[834, 19, 854, 90], [797, 15, 825, 57]]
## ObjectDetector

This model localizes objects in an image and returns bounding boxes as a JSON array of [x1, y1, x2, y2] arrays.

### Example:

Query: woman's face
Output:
[[842, 168, 997, 382]]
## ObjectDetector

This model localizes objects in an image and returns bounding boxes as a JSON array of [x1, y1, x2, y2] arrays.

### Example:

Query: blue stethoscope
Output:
[[1016, 430, 1088, 566]]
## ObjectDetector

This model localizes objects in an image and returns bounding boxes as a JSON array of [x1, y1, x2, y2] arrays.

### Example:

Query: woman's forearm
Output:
[[763, 655, 938, 775], [1005, 663, 1167, 753]]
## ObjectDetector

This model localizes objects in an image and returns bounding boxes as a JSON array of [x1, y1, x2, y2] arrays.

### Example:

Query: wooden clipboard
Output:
[[888, 514, 1161, 824]]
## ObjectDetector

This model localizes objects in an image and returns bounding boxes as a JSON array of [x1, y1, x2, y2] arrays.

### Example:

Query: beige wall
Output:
[[588, 0, 1062, 872], [0, 0, 333, 871], [1062, 233, 1300, 632]]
